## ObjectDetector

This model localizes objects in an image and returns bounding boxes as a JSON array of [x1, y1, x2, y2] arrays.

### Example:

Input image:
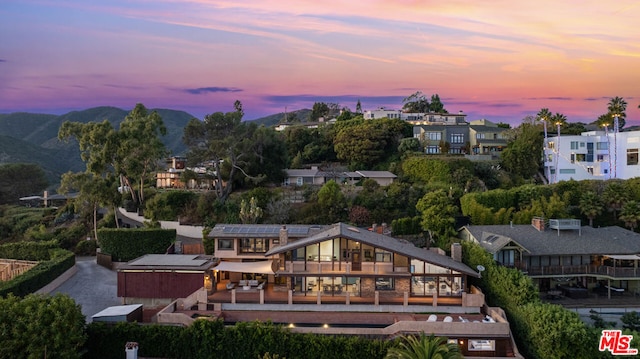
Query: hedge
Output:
[[0, 244, 75, 297], [0, 240, 59, 261], [85, 320, 392, 359], [98, 228, 176, 262]]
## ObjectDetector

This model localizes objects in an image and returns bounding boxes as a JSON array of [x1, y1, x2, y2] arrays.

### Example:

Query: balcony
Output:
[[517, 264, 640, 279]]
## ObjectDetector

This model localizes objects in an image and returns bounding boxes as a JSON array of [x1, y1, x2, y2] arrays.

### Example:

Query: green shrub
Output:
[[0, 246, 75, 297], [75, 238, 97, 256], [85, 320, 391, 359], [98, 228, 175, 262], [144, 190, 197, 221]]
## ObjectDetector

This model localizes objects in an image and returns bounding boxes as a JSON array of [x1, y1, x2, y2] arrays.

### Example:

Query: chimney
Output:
[[279, 225, 288, 245], [451, 243, 462, 262], [531, 217, 545, 231]]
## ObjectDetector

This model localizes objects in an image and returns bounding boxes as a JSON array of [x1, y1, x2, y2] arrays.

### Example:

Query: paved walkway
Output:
[[51, 256, 121, 322]]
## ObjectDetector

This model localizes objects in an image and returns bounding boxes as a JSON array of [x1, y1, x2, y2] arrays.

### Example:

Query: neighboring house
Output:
[[117, 254, 216, 307], [459, 217, 640, 298], [468, 119, 508, 157], [544, 129, 640, 183], [283, 168, 397, 187], [364, 108, 467, 125], [413, 124, 470, 154], [155, 156, 216, 190]]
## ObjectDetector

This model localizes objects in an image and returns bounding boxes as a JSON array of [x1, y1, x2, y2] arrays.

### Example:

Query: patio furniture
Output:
[[443, 316, 453, 322], [426, 315, 437, 322], [226, 282, 235, 290]]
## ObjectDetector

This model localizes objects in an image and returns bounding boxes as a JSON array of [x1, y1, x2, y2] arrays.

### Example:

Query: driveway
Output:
[[52, 256, 121, 322]]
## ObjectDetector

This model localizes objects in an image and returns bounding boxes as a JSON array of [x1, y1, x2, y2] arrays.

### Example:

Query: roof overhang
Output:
[[604, 254, 640, 260], [213, 260, 275, 274]]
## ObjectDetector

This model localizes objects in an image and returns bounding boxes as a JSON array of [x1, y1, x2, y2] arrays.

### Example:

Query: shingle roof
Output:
[[462, 224, 640, 256], [267, 223, 479, 276]]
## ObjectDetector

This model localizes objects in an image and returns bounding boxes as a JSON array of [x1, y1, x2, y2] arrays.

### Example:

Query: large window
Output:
[[218, 239, 233, 250], [570, 141, 579, 150], [450, 134, 464, 144], [425, 132, 441, 141], [597, 142, 608, 150], [425, 145, 439, 154], [239, 238, 269, 253]]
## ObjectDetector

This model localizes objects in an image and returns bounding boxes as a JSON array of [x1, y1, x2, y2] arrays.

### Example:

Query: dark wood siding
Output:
[[118, 271, 203, 298]]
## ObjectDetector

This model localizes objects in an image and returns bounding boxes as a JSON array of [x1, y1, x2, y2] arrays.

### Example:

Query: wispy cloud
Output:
[[0, 59, 6, 63], [184, 87, 243, 95]]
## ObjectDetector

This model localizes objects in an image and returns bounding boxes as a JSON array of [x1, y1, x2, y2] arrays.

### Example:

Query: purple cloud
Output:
[[184, 87, 243, 95], [0, 59, 6, 63]]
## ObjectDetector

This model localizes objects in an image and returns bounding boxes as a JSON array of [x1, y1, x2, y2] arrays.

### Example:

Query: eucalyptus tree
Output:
[[416, 189, 459, 249], [58, 104, 167, 211], [183, 101, 259, 204], [500, 116, 543, 180], [402, 91, 430, 113]]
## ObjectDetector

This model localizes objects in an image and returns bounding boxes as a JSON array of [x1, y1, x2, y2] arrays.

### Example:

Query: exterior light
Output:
[[323, 324, 329, 329]]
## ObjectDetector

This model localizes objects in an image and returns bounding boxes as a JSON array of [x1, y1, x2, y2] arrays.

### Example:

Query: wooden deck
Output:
[[209, 281, 463, 306]]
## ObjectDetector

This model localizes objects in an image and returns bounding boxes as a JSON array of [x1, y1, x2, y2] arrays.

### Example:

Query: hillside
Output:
[[0, 106, 196, 186], [250, 109, 312, 127]]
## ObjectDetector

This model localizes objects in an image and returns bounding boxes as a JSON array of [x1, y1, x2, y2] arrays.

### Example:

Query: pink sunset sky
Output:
[[1, 0, 640, 126]]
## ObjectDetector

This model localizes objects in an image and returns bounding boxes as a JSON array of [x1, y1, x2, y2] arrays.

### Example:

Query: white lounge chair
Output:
[[443, 316, 453, 322], [458, 316, 469, 323], [427, 315, 437, 322]]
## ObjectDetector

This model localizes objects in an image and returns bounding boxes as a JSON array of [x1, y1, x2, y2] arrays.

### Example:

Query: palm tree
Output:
[[385, 333, 463, 359], [537, 108, 552, 182], [607, 97, 627, 178], [607, 96, 627, 131], [551, 112, 567, 183], [619, 201, 640, 232], [579, 191, 603, 227], [604, 181, 627, 219]]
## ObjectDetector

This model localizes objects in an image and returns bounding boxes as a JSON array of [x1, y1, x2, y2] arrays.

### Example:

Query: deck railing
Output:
[[516, 264, 640, 278]]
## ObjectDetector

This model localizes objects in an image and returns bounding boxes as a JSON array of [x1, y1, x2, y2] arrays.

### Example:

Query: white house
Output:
[[544, 129, 640, 183]]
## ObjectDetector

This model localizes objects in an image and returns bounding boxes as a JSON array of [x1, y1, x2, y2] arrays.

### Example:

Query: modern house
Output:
[[208, 222, 481, 305], [364, 108, 468, 125], [459, 217, 640, 298], [151, 222, 522, 357], [543, 129, 640, 183], [283, 168, 397, 187], [155, 156, 216, 190]]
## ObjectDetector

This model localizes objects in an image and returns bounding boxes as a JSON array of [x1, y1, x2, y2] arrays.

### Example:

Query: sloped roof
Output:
[[356, 171, 397, 178], [208, 224, 328, 239], [266, 223, 479, 277], [462, 225, 640, 256], [285, 169, 322, 177]]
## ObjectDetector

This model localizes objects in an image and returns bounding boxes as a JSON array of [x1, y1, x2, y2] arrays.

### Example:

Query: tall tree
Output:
[[536, 108, 552, 140], [500, 116, 543, 180], [310, 102, 330, 121], [416, 189, 459, 249], [317, 180, 347, 223], [183, 101, 257, 203], [579, 191, 603, 227], [355, 99, 363, 114], [116, 104, 168, 206], [402, 91, 430, 113], [385, 333, 463, 359], [607, 96, 627, 131], [430, 94, 447, 113], [58, 103, 167, 210]]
